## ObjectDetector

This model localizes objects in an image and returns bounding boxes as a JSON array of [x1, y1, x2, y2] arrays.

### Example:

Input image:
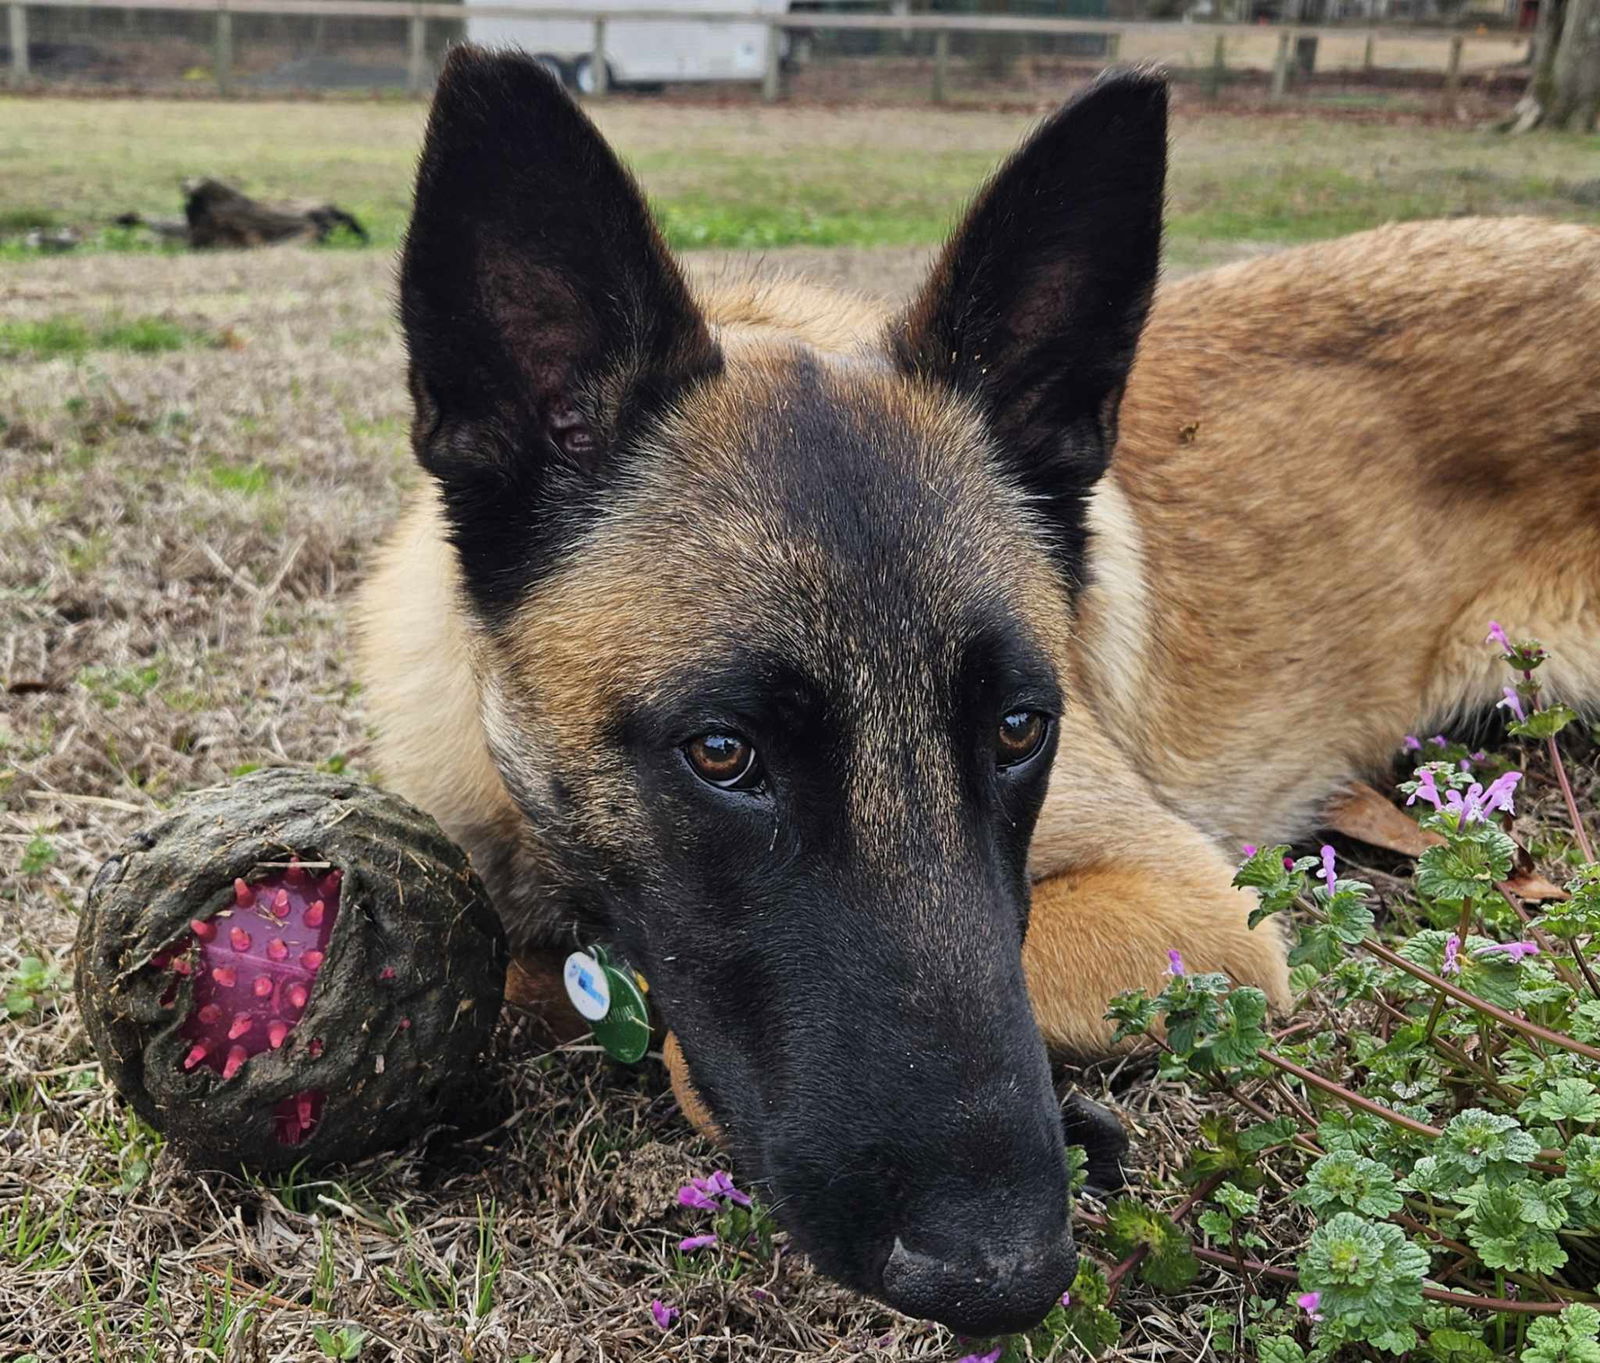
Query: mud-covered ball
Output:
[[75, 768, 507, 1171]]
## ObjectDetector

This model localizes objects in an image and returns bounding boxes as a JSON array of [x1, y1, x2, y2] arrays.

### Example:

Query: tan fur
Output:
[[358, 217, 1600, 1054], [1076, 218, 1600, 848]]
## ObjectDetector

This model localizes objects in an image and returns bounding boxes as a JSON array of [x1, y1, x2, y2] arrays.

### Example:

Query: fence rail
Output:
[[2, 0, 1530, 101]]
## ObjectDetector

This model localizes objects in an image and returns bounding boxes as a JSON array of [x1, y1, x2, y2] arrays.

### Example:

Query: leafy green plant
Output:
[[19, 835, 57, 876], [4, 956, 59, 1020], [1090, 630, 1600, 1360], [313, 1325, 366, 1360]]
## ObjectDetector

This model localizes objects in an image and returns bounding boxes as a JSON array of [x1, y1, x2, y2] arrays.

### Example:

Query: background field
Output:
[[5, 96, 1600, 266], [3, 93, 1599, 1361]]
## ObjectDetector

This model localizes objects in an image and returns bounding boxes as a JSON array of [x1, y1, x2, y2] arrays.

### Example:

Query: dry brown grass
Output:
[[0, 242, 1264, 1362]]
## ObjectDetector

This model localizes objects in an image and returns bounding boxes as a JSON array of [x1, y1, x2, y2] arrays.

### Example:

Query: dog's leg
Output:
[[1023, 843, 1291, 1055], [1024, 700, 1292, 1054]]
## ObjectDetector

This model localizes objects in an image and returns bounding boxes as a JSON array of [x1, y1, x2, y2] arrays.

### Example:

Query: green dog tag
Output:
[[563, 944, 651, 1064]]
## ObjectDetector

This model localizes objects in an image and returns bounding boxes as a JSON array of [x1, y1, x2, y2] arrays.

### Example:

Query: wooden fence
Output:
[[3, 0, 1528, 102]]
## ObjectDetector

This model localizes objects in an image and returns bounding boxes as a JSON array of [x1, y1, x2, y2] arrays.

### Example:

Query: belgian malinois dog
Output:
[[358, 46, 1600, 1333]]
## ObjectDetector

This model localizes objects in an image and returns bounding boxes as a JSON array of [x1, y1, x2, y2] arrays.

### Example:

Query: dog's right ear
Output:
[[401, 46, 721, 619], [888, 72, 1166, 587]]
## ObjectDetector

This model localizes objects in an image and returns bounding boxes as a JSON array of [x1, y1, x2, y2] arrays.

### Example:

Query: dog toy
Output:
[[75, 768, 506, 1170]]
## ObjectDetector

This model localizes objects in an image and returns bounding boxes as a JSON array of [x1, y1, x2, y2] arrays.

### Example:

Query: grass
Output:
[[1, 97, 1597, 261], [206, 461, 271, 496], [1, 94, 1597, 1362], [0, 314, 209, 360]]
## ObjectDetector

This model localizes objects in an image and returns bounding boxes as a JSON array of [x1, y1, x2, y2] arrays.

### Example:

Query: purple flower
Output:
[[1060, 1289, 1072, 1308], [1430, 734, 1450, 749], [1486, 621, 1512, 652], [1440, 771, 1522, 825], [706, 1169, 753, 1207], [1403, 735, 1422, 752], [1297, 1290, 1324, 1321], [1471, 750, 1488, 763], [679, 1170, 752, 1212], [1406, 769, 1443, 811], [677, 1182, 719, 1211], [1442, 784, 1483, 823], [1241, 843, 1257, 857], [649, 1299, 680, 1330], [1167, 949, 1186, 976], [956, 1350, 1004, 1363], [1318, 845, 1338, 896], [1498, 687, 1527, 723], [679, 1234, 719, 1252], [1475, 940, 1540, 963], [1442, 933, 1461, 976], [1480, 770, 1521, 818], [1283, 856, 1296, 870]]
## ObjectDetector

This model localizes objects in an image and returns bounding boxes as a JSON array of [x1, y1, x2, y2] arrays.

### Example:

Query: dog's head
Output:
[[401, 48, 1163, 1336]]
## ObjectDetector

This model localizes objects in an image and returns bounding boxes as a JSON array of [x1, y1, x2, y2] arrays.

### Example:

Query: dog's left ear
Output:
[[400, 46, 720, 619], [889, 71, 1166, 579]]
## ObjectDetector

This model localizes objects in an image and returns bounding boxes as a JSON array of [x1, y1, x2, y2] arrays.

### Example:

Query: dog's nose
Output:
[[880, 1227, 1078, 1336]]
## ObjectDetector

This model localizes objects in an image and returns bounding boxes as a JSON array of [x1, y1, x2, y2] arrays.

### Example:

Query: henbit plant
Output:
[[1091, 629, 1600, 1361]]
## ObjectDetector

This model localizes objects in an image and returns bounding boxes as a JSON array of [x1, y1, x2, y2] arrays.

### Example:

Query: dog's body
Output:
[[357, 48, 1600, 1334], [364, 215, 1600, 1048]]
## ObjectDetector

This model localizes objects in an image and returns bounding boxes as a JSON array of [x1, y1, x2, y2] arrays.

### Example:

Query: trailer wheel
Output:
[[530, 53, 572, 88], [571, 55, 615, 96]]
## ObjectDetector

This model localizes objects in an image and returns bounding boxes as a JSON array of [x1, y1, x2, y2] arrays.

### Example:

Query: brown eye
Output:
[[996, 710, 1049, 769], [685, 732, 762, 790]]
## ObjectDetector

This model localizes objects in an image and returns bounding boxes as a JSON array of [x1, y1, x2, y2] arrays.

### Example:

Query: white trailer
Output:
[[464, 0, 791, 91]]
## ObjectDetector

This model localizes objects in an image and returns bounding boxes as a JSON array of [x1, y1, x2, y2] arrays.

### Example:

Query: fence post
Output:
[[7, 3, 26, 85], [407, 6, 426, 95], [1207, 30, 1225, 99], [931, 27, 948, 103], [1443, 32, 1462, 105], [1362, 29, 1375, 71], [590, 17, 607, 96], [214, 2, 233, 95], [761, 21, 781, 102], [1104, 31, 1120, 61], [1270, 28, 1291, 98]]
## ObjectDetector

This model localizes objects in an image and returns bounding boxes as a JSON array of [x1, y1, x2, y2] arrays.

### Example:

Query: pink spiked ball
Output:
[[168, 859, 342, 1144]]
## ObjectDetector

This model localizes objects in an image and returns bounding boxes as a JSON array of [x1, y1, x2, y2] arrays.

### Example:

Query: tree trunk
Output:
[[1508, 0, 1600, 131]]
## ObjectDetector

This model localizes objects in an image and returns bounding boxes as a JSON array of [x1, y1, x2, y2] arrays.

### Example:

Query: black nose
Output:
[[880, 1225, 1078, 1336]]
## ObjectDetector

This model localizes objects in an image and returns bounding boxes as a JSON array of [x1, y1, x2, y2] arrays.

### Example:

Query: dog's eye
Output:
[[996, 710, 1049, 769], [684, 733, 762, 790]]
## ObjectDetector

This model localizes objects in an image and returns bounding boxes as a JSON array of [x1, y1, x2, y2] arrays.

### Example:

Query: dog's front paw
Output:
[[1025, 860, 1293, 1055]]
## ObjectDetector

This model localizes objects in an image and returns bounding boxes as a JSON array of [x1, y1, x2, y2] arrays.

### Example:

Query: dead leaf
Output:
[[1500, 870, 1569, 902], [1321, 781, 1444, 858]]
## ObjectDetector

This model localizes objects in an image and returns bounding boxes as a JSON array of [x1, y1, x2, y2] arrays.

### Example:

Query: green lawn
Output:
[[1, 96, 1597, 264]]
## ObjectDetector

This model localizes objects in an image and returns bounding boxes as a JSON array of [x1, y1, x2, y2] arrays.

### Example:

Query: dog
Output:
[[356, 46, 1600, 1334]]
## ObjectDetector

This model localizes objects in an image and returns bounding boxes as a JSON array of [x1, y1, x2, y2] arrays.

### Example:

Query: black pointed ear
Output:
[[401, 45, 721, 619], [889, 70, 1166, 583]]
